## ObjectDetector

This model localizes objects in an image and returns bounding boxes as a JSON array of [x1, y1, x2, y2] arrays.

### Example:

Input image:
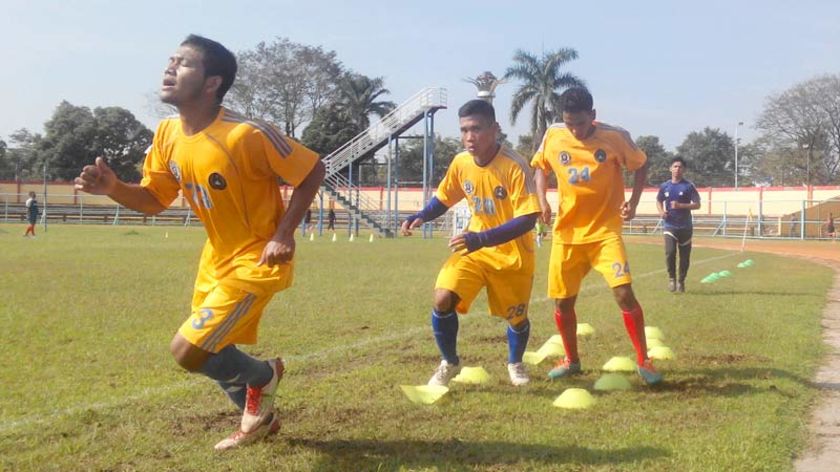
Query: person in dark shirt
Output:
[[656, 157, 701, 293], [24, 191, 39, 237], [327, 207, 336, 231]]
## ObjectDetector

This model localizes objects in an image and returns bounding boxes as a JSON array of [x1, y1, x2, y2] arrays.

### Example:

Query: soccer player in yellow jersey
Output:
[[531, 87, 662, 385], [401, 100, 541, 387], [74, 35, 325, 449]]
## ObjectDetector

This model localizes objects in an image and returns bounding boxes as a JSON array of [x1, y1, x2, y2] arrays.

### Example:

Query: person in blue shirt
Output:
[[656, 157, 701, 292]]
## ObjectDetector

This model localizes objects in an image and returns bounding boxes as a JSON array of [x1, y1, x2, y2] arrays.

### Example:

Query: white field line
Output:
[[0, 252, 738, 434]]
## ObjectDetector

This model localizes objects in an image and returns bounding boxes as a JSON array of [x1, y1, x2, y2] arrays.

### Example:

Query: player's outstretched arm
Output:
[[260, 160, 326, 267], [401, 196, 449, 236], [449, 212, 538, 254], [74, 157, 166, 215]]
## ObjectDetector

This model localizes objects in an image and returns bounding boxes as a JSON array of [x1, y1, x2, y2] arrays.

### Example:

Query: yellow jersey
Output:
[[531, 122, 646, 244], [141, 107, 319, 293], [436, 146, 541, 271]]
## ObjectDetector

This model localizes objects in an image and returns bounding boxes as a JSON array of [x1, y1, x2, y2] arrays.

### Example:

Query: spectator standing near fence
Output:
[[23, 191, 39, 237], [656, 157, 701, 293]]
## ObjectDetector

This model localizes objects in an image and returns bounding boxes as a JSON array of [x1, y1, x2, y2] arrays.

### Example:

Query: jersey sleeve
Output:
[[614, 129, 647, 171], [434, 158, 464, 207], [689, 184, 701, 202], [140, 128, 181, 208], [508, 161, 541, 218], [530, 130, 551, 171], [249, 124, 319, 187], [656, 184, 666, 202]]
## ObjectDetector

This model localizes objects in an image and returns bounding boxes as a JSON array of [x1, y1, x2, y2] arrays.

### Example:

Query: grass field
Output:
[[0, 225, 833, 471]]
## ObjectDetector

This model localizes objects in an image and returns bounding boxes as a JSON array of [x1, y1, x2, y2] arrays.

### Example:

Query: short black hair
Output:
[[180, 34, 237, 102], [671, 156, 686, 167], [559, 87, 593, 114], [458, 99, 496, 123]]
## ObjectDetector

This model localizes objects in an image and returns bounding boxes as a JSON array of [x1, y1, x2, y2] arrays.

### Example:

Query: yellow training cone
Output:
[[553, 388, 596, 409], [309, 233, 315, 241], [537, 342, 565, 358], [349, 234, 355, 242], [602, 356, 636, 372], [647, 338, 665, 348], [577, 323, 595, 337], [645, 326, 665, 341], [647, 346, 675, 360], [593, 373, 632, 391], [399, 385, 449, 405], [523, 351, 547, 365], [452, 366, 491, 385], [331, 233, 337, 242], [369, 234, 374, 242]]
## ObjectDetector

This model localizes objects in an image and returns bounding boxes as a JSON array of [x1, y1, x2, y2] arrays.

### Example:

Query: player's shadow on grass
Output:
[[285, 437, 668, 471], [651, 366, 818, 396]]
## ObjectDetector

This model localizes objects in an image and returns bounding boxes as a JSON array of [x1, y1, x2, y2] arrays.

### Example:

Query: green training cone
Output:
[[594, 373, 633, 391]]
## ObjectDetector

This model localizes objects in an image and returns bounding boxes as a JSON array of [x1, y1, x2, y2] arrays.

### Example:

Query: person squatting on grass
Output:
[[74, 35, 325, 450], [401, 99, 540, 387], [530, 87, 663, 385], [656, 157, 701, 293], [24, 191, 39, 237]]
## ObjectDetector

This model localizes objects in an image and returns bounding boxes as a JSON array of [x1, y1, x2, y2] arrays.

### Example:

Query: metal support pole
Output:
[[318, 190, 324, 236], [43, 161, 48, 232], [395, 138, 400, 231], [386, 136, 392, 234], [801, 200, 806, 240]]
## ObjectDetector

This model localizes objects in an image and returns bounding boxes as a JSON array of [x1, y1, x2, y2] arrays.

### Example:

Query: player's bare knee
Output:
[[555, 297, 576, 312], [169, 335, 205, 372], [612, 284, 638, 311], [433, 289, 459, 313]]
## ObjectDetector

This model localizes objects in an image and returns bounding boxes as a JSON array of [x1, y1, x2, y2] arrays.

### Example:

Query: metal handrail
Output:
[[323, 87, 446, 176]]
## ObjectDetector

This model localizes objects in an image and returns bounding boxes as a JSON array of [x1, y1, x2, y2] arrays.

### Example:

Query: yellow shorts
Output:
[[179, 282, 274, 354], [548, 236, 632, 298], [435, 253, 534, 326]]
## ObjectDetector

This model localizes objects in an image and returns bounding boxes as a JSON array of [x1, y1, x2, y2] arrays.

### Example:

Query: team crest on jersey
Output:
[[168, 161, 181, 182], [208, 172, 227, 190], [494, 185, 507, 200], [464, 180, 474, 194], [594, 149, 607, 163], [664, 191, 670, 197], [559, 151, 571, 166]]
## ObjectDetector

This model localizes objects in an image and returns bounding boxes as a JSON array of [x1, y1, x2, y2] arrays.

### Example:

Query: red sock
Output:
[[554, 308, 579, 362], [622, 305, 648, 365]]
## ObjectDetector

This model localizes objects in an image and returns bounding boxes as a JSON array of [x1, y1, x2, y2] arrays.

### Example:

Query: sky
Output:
[[2, 0, 839, 150]]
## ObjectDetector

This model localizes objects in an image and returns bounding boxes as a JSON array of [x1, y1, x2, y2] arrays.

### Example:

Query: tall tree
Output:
[[635, 135, 674, 186], [334, 73, 396, 130], [504, 49, 585, 152], [757, 74, 840, 185], [676, 128, 735, 187], [301, 104, 362, 156], [37, 101, 151, 181], [395, 136, 461, 185], [4, 129, 42, 180], [92, 106, 153, 182], [227, 38, 343, 138]]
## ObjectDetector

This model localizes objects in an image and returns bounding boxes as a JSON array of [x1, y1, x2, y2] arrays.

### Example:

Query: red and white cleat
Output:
[[241, 358, 285, 433], [214, 414, 280, 451]]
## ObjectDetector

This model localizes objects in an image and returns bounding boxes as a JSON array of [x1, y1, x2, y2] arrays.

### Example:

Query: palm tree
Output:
[[335, 73, 396, 130], [504, 49, 585, 152]]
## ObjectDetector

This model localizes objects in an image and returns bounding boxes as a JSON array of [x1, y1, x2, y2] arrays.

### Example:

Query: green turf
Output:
[[0, 225, 832, 471]]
